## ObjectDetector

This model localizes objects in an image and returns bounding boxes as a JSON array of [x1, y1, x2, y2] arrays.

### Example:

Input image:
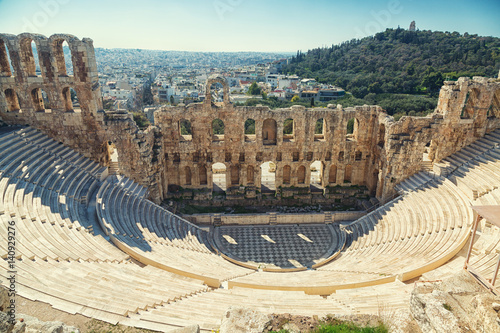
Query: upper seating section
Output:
[[442, 129, 500, 200], [0, 126, 126, 262]]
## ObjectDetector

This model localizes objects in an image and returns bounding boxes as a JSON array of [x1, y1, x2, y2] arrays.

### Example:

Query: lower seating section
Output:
[[421, 187, 500, 288], [0, 258, 209, 332], [129, 282, 413, 331], [330, 281, 413, 314], [130, 288, 338, 330], [96, 175, 254, 287]]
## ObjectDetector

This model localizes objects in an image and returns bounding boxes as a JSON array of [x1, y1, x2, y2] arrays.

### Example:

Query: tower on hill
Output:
[[409, 21, 416, 31]]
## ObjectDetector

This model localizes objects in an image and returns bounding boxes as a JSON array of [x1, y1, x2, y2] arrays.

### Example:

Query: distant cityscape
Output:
[[25, 44, 347, 113], [92, 48, 346, 112]]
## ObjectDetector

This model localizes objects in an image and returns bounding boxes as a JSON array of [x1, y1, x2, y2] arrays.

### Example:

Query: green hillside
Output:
[[283, 28, 500, 117]]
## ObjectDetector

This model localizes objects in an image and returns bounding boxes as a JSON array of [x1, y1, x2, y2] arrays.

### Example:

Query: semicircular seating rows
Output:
[[419, 187, 500, 287], [226, 176, 473, 293], [443, 129, 500, 200], [3, 125, 500, 331], [95, 175, 254, 287]]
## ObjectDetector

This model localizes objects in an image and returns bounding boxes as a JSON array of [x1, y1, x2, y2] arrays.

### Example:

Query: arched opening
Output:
[[53, 39, 73, 76], [20, 39, 38, 77], [108, 142, 120, 175], [376, 175, 384, 198], [328, 165, 337, 184], [247, 165, 254, 184], [205, 77, 229, 105], [283, 118, 295, 142], [199, 165, 208, 185], [338, 151, 344, 162], [4, 89, 20, 112], [31, 88, 50, 112], [180, 119, 192, 141], [262, 118, 277, 145], [378, 124, 385, 147], [461, 88, 480, 119], [355, 151, 362, 161], [346, 118, 359, 141], [314, 118, 325, 141], [0, 39, 13, 77], [209, 81, 224, 103], [283, 165, 291, 185], [62, 87, 72, 111], [488, 89, 500, 119], [245, 118, 256, 142], [344, 165, 352, 183], [310, 161, 323, 192], [297, 165, 306, 184], [230, 165, 240, 186], [62, 87, 80, 112], [371, 169, 379, 196], [69, 88, 80, 111], [423, 140, 437, 168], [212, 118, 224, 141], [212, 162, 227, 192], [184, 166, 192, 185], [260, 161, 276, 193]]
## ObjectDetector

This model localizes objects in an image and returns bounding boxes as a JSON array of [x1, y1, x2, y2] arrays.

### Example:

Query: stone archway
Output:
[[205, 75, 230, 105], [260, 161, 276, 193], [212, 162, 227, 192], [262, 118, 277, 145], [0, 38, 13, 77], [488, 89, 500, 119], [310, 161, 324, 192]]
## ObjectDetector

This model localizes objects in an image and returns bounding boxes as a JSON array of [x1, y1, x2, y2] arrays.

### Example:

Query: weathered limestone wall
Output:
[[156, 90, 384, 201], [185, 211, 365, 225], [1, 33, 499, 205], [381, 77, 500, 200], [104, 111, 164, 202], [0, 33, 108, 164]]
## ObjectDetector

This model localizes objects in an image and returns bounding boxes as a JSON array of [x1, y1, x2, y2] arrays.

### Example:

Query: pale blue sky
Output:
[[0, 0, 498, 51]]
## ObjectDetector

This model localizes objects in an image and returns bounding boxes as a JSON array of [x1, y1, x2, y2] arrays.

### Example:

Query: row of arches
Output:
[[179, 117, 362, 143], [175, 162, 356, 193], [2, 86, 80, 112], [0, 35, 75, 79]]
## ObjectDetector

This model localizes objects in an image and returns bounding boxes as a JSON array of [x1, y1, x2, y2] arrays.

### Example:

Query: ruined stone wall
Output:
[[381, 77, 500, 200], [0, 33, 108, 164], [104, 112, 163, 201], [1, 33, 499, 205], [155, 93, 384, 201], [156, 76, 500, 203]]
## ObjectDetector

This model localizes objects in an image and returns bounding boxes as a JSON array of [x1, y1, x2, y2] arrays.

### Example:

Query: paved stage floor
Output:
[[214, 224, 341, 269]]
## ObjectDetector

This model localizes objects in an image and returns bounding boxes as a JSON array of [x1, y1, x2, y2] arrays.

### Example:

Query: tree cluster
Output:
[[284, 28, 500, 100], [247, 82, 262, 95]]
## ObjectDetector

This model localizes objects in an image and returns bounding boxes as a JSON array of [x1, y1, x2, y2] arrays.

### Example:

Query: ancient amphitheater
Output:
[[1, 33, 500, 332]]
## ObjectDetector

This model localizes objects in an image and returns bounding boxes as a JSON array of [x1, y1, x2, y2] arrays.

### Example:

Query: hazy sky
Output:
[[0, 0, 499, 52]]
